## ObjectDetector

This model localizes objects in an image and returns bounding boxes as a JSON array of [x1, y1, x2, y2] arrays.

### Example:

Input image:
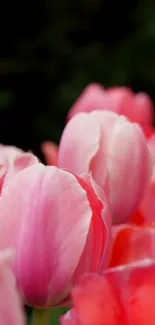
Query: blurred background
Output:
[[1, 0, 155, 160]]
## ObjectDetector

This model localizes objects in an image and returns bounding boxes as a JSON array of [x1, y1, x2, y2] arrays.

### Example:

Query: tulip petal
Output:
[[0, 145, 23, 168], [0, 164, 93, 307], [2, 153, 39, 190], [42, 141, 58, 166], [134, 92, 154, 125], [59, 113, 101, 175], [73, 175, 110, 278], [62, 259, 155, 325], [89, 111, 117, 191], [104, 87, 134, 115], [61, 310, 78, 325], [110, 224, 155, 267], [67, 84, 105, 120], [107, 117, 151, 223], [70, 272, 128, 325], [0, 249, 26, 325]]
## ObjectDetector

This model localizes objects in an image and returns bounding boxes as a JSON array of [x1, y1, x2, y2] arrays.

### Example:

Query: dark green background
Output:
[[1, 0, 155, 159]]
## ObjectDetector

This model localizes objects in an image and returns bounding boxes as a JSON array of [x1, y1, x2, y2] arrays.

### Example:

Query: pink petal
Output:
[[67, 84, 154, 133], [67, 84, 105, 120], [147, 133, 155, 163], [2, 153, 39, 190], [61, 310, 78, 325], [107, 117, 151, 223], [104, 87, 134, 115], [59, 113, 102, 175], [41, 141, 58, 166], [140, 133, 155, 222], [140, 181, 155, 223], [133, 92, 154, 125], [89, 111, 118, 191], [73, 174, 110, 279], [0, 249, 26, 325], [0, 145, 23, 168]]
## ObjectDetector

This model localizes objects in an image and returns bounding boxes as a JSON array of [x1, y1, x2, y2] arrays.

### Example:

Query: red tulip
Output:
[[61, 259, 155, 325], [110, 224, 155, 267]]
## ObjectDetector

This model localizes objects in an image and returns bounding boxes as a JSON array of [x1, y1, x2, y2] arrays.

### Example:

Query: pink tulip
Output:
[[2, 153, 39, 191], [0, 163, 110, 307], [0, 144, 38, 193], [140, 134, 155, 222], [0, 249, 26, 325], [0, 144, 23, 168], [59, 111, 151, 223], [61, 259, 155, 325], [0, 145, 23, 188], [67, 84, 154, 132], [68, 84, 105, 120], [41, 141, 58, 166], [0, 144, 38, 172]]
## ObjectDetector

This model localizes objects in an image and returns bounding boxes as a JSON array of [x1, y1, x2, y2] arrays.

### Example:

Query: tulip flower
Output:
[[109, 224, 155, 267], [0, 144, 23, 167], [41, 141, 58, 166], [0, 249, 26, 325], [2, 152, 39, 191], [130, 210, 145, 225], [0, 152, 38, 194], [61, 259, 155, 325], [0, 144, 39, 193], [67, 84, 154, 133], [59, 111, 151, 223], [0, 163, 110, 307], [140, 134, 155, 222], [67, 84, 105, 120]]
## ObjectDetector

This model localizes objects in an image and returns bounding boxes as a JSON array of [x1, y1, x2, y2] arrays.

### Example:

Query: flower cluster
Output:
[[0, 84, 155, 324]]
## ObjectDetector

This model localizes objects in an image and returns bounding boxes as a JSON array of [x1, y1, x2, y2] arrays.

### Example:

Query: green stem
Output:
[[33, 309, 51, 325]]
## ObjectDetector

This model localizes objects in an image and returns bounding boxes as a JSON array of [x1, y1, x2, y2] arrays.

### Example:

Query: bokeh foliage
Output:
[[1, 0, 155, 157]]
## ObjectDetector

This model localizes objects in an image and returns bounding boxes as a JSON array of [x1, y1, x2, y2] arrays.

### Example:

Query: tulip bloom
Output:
[[67, 84, 154, 132], [0, 152, 38, 194], [0, 144, 38, 193], [67, 84, 105, 120], [109, 224, 155, 267], [140, 134, 155, 222], [41, 141, 58, 166], [0, 164, 110, 307], [0, 144, 23, 167], [61, 259, 155, 325], [1, 152, 39, 191], [0, 249, 26, 325], [59, 111, 151, 223]]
